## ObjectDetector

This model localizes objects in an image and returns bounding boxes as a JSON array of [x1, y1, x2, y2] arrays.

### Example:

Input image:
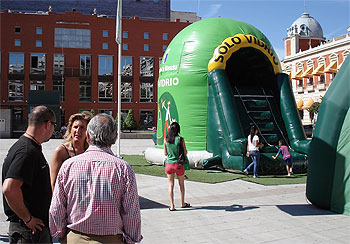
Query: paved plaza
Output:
[[0, 138, 349, 243]]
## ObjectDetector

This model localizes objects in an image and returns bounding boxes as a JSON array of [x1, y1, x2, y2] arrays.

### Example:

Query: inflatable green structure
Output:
[[145, 18, 310, 174], [306, 56, 350, 215]]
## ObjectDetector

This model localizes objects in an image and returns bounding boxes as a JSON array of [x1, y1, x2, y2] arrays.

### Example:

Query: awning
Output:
[[324, 61, 337, 73], [292, 69, 303, 80], [302, 98, 314, 110], [301, 66, 313, 78], [337, 61, 343, 70], [312, 63, 324, 76], [297, 99, 303, 110]]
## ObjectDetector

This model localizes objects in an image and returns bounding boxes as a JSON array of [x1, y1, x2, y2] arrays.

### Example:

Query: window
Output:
[[8, 80, 24, 101], [79, 79, 91, 102], [103, 43, 109, 49], [140, 57, 154, 77], [308, 77, 314, 86], [163, 33, 168, 40], [319, 75, 325, 84], [121, 82, 132, 102], [144, 44, 150, 51], [15, 40, 21, 46], [30, 80, 45, 91], [139, 110, 154, 129], [98, 55, 113, 76], [121, 56, 133, 76], [9, 53, 24, 74], [30, 53, 46, 74], [298, 80, 303, 87], [54, 28, 91, 49], [123, 32, 128, 38], [140, 82, 153, 102], [98, 81, 113, 102], [144, 32, 149, 39], [103, 30, 108, 37], [298, 110, 304, 120], [36, 40, 42, 47], [98, 110, 113, 116], [36, 27, 42, 34], [53, 54, 65, 75], [162, 45, 167, 52], [80, 55, 91, 76], [14, 26, 21, 33], [123, 44, 128, 50], [120, 110, 128, 120], [53, 79, 65, 101]]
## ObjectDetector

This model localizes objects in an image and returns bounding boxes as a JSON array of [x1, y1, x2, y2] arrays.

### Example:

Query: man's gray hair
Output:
[[87, 113, 117, 147]]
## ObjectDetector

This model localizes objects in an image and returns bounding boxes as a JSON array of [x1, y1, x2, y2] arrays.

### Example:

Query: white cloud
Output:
[[202, 4, 222, 18]]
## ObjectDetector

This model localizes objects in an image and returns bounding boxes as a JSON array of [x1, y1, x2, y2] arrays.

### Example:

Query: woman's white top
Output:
[[248, 135, 259, 151]]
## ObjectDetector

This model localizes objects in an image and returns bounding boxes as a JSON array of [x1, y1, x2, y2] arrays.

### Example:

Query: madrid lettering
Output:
[[158, 77, 180, 87], [214, 34, 278, 65]]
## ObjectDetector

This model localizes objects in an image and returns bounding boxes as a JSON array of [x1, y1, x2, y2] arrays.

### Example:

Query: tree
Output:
[[124, 109, 137, 132], [115, 114, 126, 131], [308, 101, 320, 124]]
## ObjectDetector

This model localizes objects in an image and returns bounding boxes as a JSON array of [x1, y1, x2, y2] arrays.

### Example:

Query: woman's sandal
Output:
[[181, 203, 191, 208], [169, 207, 176, 211]]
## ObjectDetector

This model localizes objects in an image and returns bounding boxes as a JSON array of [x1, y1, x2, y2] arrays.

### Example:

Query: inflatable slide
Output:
[[145, 18, 310, 174]]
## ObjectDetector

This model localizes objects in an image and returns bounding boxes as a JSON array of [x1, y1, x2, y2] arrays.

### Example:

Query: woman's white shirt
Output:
[[248, 135, 259, 151]]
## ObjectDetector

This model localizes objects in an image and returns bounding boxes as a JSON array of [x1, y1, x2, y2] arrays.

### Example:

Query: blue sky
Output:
[[171, 0, 350, 60]]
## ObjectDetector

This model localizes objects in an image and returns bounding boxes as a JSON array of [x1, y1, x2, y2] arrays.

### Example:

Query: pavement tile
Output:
[[0, 139, 349, 243]]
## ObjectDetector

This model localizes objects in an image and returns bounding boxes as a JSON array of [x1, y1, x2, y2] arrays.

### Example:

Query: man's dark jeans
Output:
[[9, 221, 52, 244]]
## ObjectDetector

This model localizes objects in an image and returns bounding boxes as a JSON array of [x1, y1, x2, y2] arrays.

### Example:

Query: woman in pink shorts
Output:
[[163, 122, 191, 211]]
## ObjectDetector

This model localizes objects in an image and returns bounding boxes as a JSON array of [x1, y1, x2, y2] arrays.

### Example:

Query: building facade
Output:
[[282, 12, 350, 125], [0, 9, 190, 136], [1, 0, 171, 20]]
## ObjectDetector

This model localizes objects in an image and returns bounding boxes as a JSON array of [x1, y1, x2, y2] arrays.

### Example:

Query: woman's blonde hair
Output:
[[63, 112, 93, 148]]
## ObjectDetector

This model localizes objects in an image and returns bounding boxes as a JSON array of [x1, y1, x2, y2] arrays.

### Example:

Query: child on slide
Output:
[[272, 140, 293, 176]]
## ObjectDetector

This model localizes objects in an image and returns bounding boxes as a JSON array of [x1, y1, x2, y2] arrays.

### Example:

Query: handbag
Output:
[[178, 137, 187, 165]]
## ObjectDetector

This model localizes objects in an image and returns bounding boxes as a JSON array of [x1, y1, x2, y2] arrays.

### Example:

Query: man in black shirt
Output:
[[2, 106, 56, 243]]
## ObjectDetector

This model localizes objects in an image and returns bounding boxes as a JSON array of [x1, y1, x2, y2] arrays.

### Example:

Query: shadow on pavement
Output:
[[277, 204, 337, 216], [139, 196, 168, 210], [190, 204, 259, 212]]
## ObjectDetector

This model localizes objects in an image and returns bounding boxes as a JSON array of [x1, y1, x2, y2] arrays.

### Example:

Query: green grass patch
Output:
[[123, 155, 307, 185]]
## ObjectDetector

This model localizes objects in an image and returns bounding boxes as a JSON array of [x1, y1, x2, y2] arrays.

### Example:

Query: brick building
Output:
[[1, 0, 171, 20], [282, 12, 350, 125], [0, 8, 191, 136]]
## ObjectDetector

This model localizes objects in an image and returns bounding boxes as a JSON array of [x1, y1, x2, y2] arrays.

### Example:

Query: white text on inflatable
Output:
[[159, 65, 178, 73], [158, 77, 180, 87]]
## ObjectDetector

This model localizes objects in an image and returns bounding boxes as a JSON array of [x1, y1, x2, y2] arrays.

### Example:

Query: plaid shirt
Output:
[[49, 146, 142, 243]]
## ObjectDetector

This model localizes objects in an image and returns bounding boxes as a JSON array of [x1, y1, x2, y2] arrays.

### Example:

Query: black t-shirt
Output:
[[2, 136, 52, 225]]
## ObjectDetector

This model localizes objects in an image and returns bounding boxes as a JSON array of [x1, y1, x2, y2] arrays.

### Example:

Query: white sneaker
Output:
[[288, 173, 291, 177], [253, 175, 257, 178], [243, 169, 248, 175]]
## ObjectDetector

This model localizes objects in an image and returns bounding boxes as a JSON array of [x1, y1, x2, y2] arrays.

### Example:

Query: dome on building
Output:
[[287, 12, 324, 38]]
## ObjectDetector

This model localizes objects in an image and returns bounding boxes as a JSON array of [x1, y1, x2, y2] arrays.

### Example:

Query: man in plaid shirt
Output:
[[49, 114, 142, 243]]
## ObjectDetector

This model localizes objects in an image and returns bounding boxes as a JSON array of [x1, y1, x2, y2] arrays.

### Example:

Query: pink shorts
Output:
[[165, 163, 185, 176]]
